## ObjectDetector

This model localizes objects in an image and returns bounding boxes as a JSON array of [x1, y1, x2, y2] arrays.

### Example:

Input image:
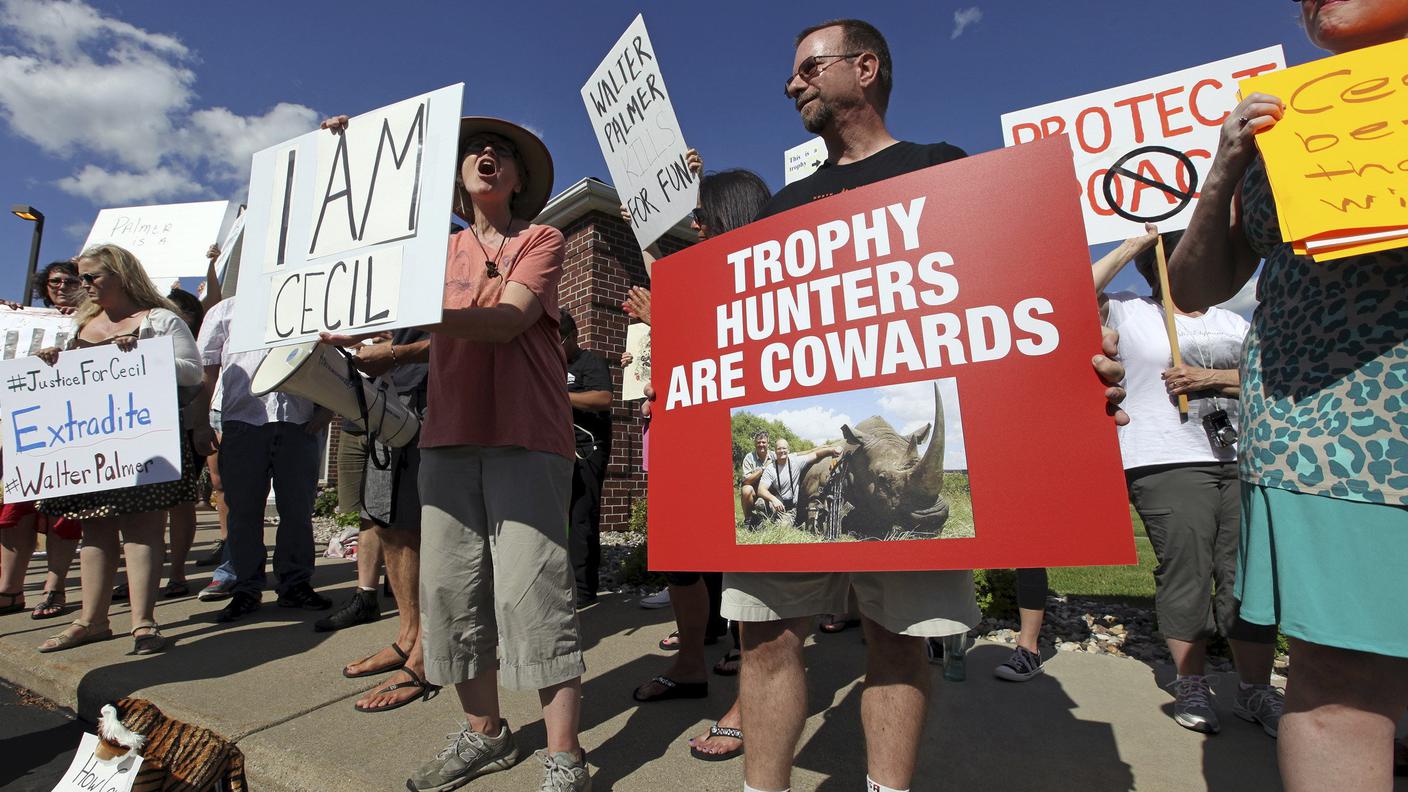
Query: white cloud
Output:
[[876, 379, 967, 469], [1215, 268, 1260, 320], [757, 406, 854, 445], [951, 6, 983, 39], [0, 0, 319, 205]]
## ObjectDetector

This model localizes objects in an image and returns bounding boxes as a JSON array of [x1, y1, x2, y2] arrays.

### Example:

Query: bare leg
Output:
[[1279, 638, 1408, 792], [166, 502, 196, 585], [456, 672, 502, 736], [1016, 607, 1044, 653], [740, 617, 809, 791], [636, 579, 710, 698], [1230, 638, 1276, 686], [356, 527, 426, 710], [861, 617, 929, 789], [76, 520, 120, 631], [539, 678, 583, 756], [120, 511, 165, 631], [208, 446, 228, 540], [0, 515, 38, 595], [1167, 637, 1207, 676], [357, 521, 382, 589], [43, 534, 78, 598]]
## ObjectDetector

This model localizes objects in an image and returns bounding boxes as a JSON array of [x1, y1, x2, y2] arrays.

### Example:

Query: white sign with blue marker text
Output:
[[582, 14, 697, 249], [0, 336, 182, 502]]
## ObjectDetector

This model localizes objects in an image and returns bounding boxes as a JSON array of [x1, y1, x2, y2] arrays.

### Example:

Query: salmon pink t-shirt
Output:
[[420, 224, 573, 460]]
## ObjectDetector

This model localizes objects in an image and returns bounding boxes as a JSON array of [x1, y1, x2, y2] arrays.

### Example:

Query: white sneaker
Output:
[[639, 589, 671, 609]]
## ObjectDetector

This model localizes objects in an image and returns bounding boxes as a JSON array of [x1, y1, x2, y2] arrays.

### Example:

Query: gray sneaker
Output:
[[1168, 675, 1221, 734], [538, 750, 591, 792], [1233, 683, 1284, 737], [406, 722, 518, 792]]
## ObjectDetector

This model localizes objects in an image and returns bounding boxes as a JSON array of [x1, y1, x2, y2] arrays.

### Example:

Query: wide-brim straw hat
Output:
[[454, 116, 554, 222]]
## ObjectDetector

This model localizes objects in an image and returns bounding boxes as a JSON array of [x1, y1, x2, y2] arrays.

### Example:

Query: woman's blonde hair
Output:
[[73, 244, 177, 329]]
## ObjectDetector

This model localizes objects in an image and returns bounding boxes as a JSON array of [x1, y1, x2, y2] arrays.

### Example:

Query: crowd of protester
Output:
[[0, 5, 1405, 792]]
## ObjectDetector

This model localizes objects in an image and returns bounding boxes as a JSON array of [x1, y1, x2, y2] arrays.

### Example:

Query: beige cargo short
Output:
[[418, 445, 585, 690], [722, 570, 980, 638]]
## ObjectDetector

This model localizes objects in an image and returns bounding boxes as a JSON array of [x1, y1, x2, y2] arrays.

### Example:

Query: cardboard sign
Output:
[[0, 336, 182, 502], [227, 84, 463, 352], [622, 322, 650, 401], [582, 14, 697, 249], [0, 307, 75, 360], [785, 137, 827, 185], [1002, 47, 1284, 245], [213, 211, 245, 289], [51, 733, 143, 792], [649, 136, 1135, 572], [83, 200, 229, 280], [1240, 38, 1408, 261]]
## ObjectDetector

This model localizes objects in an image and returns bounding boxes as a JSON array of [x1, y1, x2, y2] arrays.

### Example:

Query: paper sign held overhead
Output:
[[83, 200, 229, 280], [1002, 46, 1284, 245], [648, 136, 1135, 572], [1240, 37, 1408, 261], [213, 211, 245, 290], [582, 14, 697, 249], [0, 336, 183, 502], [785, 137, 827, 185], [227, 84, 463, 353]]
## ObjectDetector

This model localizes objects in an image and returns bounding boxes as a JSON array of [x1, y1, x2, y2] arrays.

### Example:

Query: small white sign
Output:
[[213, 211, 246, 289], [784, 137, 827, 185], [1001, 46, 1285, 245], [622, 323, 651, 401], [0, 307, 75, 360], [582, 14, 697, 249], [228, 84, 463, 352], [0, 336, 182, 502], [83, 200, 229, 280], [50, 733, 143, 792]]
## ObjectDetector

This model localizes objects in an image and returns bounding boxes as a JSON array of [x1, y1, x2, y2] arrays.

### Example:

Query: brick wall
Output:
[[561, 210, 690, 532]]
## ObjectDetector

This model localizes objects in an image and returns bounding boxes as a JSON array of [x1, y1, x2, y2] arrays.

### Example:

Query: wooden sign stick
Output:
[[1153, 236, 1189, 417]]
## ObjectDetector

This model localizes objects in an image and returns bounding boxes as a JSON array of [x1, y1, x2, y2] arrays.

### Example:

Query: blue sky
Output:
[[0, 1, 1325, 304]]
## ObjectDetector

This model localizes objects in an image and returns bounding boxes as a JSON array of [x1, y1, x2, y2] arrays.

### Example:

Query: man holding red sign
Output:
[[722, 19, 1130, 792]]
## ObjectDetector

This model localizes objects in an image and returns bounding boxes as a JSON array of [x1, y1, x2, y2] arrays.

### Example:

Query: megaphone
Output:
[[250, 342, 420, 447]]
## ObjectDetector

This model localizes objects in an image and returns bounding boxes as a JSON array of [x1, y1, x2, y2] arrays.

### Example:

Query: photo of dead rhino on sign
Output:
[[736, 380, 975, 545]]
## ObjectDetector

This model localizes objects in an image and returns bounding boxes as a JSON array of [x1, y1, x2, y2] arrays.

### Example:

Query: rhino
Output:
[[797, 383, 949, 541]]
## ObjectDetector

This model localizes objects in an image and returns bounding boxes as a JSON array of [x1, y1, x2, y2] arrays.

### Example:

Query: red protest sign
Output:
[[648, 136, 1135, 573]]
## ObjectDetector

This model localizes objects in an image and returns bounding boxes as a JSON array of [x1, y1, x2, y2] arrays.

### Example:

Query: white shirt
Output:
[[196, 298, 313, 426], [1105, 292, 1248, 470]]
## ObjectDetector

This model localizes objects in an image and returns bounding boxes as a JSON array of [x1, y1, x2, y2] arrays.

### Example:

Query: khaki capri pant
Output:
[[418, 444, 585, 690]]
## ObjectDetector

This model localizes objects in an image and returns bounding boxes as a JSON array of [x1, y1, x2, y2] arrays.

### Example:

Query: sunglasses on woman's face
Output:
[[690, 209, 711, 226], [48, 277, 81, 288], [79, 272, 106, 285], [464, 135, 519, 159]]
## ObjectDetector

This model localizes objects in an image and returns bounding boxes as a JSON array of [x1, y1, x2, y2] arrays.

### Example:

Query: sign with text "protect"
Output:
[[0, 336, 181, 502], [228, 84, 463, 352], [582, 14, 697, 250], [1002, 46, 1284, 245]]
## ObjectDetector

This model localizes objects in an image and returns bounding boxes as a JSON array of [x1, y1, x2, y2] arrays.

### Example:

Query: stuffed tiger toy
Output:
[[98, 697, 248, 792]]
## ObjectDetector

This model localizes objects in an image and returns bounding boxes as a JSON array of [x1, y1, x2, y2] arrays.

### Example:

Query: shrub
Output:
[[314, 488, 339, 518], [974, 569, 1018, 620], [628, 496, 648, 535], [334, 511, 361, 528], [620, 542, 666, 587]]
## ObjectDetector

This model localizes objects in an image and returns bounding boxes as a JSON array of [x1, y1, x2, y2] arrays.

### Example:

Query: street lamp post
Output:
[[10, 205, 45, 307]]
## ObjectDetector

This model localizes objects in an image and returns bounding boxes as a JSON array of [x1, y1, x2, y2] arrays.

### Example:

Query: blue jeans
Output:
[[218, 420, 320, 597]]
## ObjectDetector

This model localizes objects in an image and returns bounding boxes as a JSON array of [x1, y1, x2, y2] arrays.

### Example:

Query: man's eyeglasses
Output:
[[784, 53, 861, 96], [47, 277, 80, 288]]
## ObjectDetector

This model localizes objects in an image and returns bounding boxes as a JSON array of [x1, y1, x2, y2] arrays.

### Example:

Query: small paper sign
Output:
[[51, 733, 143, 792], [622, 323, 651, 401]]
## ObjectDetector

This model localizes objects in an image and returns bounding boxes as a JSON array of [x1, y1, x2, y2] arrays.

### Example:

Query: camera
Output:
[[1203, 409, 1238, 448]]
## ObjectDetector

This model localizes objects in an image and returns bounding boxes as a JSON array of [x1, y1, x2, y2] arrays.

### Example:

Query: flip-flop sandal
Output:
[[111, 584, 129, 602], [689, 724, 744, 762], [353, 667, 442, 713], [38, 622, 113, 653], [632, 675, 708, 703], [0, 591, 25, 615], [713, 649, 742, 677], [31, 590, 67, 620], [818, 615, 861, 634], [132, 624, 168, 655], [660, 632, 721, 651], [343, 642, 408, 678]]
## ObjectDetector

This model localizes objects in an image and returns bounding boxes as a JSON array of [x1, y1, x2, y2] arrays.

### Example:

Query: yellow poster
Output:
[[1241, 38, 1408, 258]]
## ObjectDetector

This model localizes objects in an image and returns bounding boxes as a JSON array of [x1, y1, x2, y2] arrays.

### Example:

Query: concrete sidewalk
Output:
[[0, 511, 1364, 791]]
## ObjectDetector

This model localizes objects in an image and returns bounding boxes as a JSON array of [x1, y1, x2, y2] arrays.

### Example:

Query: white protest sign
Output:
[[582, 14, 697, 249], [50, 733, 143, 792], [228, 84, 463, 353], [0, 307, 74, 360], [1001, 46, 1284, 245], [622, 322, 650, 401], [213, 211, 245, 288], [784, 137, 827, 185], [83, 200, 229, 279], [0, 336, 182, 502]]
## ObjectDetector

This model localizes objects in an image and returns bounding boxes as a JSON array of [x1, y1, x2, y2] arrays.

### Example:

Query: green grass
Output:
[[1047, 508, 1156, 604], [734, 474, 975, 544]]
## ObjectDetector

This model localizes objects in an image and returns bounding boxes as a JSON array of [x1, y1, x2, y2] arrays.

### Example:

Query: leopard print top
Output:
[[1239, 157, 1408, 505]]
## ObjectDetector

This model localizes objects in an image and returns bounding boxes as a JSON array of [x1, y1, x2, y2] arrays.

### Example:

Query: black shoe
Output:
[[314, 589, 380, 632], [215, 591, 261, 623], [576, 592, 597, 609], [278, 582, 333, 611], [195, 539, 226, 567], [111, 583, 129, 602]]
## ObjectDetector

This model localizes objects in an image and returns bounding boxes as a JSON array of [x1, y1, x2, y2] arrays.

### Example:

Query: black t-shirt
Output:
[[758, 141, 967, 218], [567, 349, 613, 457]]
